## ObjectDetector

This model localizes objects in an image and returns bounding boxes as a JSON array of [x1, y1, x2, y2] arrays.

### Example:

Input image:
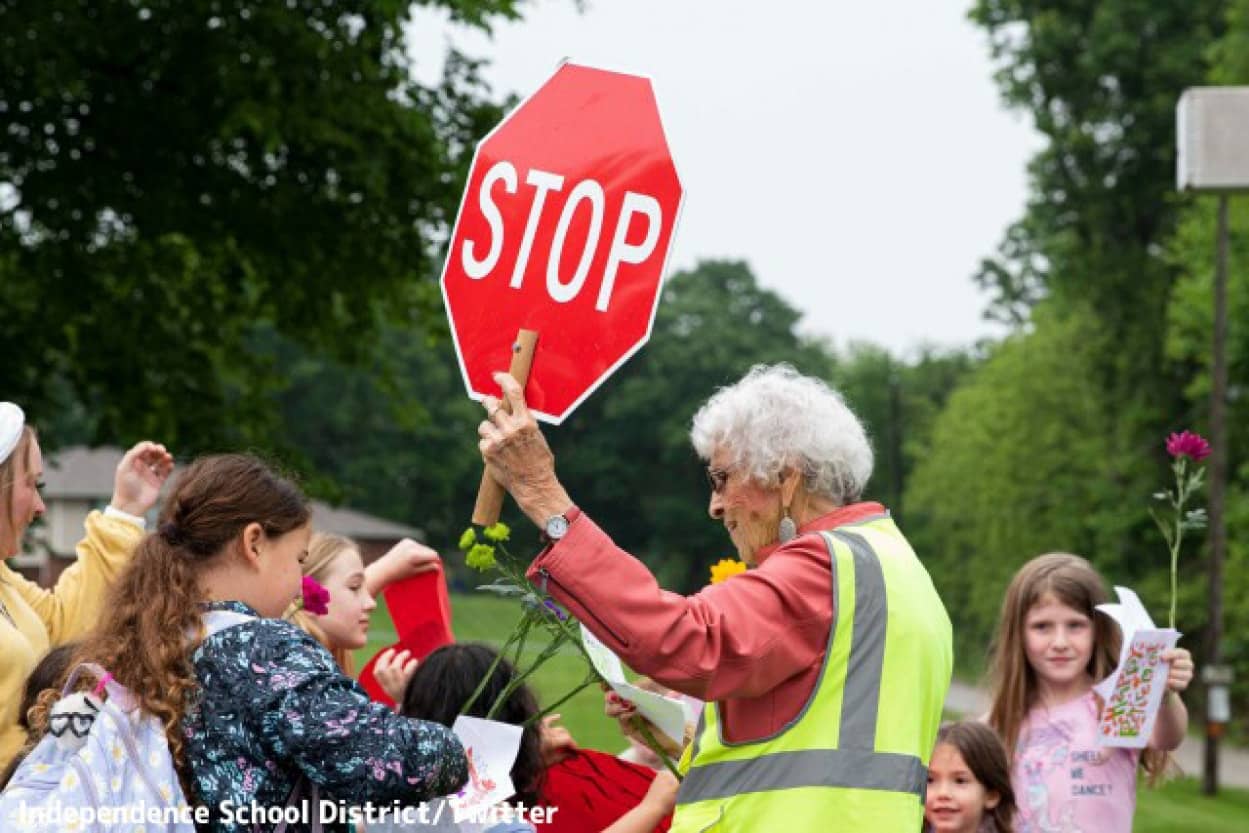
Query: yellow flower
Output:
[[709, 558, 748, 584], [458, 527, 478, 551], [483, 522, 511, 542], [466, 543, 497, 572]]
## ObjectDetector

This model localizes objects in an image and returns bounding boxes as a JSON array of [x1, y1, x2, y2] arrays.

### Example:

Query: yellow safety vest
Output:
[[671, 514, 953, 832]]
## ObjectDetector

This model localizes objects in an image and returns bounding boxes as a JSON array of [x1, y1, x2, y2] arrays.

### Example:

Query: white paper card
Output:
[[580, 623, 690, 745], [444, 715, 523, 814], [1094, 586, 1180, 748]]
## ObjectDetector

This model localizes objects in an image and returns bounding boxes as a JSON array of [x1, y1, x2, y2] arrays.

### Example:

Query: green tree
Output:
[[906, 301, 1158, 670], [1162, 0, 1249, 727], [0, 0, 525, 450], [831, 343, 977, 521], [970, 0, 1226, 337], [967, 1, 1226, 470]]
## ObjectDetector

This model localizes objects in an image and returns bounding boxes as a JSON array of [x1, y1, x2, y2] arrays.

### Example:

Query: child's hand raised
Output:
[[374, 648, 419, 704], [1163, 648, 1194, 693], [539, 714, 578, 767], [111, 441, 174, 517]]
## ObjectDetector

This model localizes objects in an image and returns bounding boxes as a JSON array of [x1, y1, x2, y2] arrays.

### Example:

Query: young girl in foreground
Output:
[[28, 454, 467, 833], [987, 553, 1194, 833], [924, 721, 1015, 833]]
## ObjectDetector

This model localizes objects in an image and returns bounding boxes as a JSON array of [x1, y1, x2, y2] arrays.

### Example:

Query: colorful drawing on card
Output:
[[1093, 586, 1180, 748], [444, 715, 522, 815]]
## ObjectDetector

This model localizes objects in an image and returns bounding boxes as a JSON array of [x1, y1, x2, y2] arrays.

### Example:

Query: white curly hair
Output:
[[690, 364, 874, 505]]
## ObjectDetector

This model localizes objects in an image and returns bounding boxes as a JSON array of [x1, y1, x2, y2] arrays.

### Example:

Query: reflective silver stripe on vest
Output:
[[829, 529, 888, 750], [689, 710, 706, 764], [677, 527, 925, 806], [676, 747, 927, 803]]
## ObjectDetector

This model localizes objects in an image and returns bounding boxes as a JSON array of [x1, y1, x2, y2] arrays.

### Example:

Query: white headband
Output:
[[0, 402, 26, 466]]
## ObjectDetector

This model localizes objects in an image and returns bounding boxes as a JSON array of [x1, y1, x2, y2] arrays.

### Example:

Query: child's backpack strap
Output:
[[61, 661, 137, 711]]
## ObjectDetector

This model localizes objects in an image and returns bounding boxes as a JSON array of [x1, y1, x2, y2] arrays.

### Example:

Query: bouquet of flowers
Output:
[[458, 523, 681, 776]]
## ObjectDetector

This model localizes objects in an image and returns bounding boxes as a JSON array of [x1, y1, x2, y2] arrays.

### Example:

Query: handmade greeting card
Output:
[[1094, 586, 1180, 748]]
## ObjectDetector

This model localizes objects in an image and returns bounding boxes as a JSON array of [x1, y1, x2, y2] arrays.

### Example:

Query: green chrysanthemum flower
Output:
[[483, 522, 511, 543], [458, 527, 477, 552], [466, 543, 497, 572]]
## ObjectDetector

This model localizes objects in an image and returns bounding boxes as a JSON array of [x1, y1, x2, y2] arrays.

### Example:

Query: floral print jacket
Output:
[[182, 601, 467, 832]]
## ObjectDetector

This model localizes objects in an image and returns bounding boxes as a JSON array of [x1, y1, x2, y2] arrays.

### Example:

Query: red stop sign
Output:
[[440, 62, 684, 424]]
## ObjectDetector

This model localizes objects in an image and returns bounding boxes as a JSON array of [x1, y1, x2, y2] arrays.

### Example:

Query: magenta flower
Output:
[[1166, 431, 1211, 462], [301, 576, 331, 616]]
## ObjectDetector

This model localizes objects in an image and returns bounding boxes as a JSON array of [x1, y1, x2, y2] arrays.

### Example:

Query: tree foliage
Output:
[[969, 0, 1224, 348], [1162, 0, 1249, 715], [906, 302, 1160, 668], [938, 1, 1249, 719], [0, 0, 523, 449]]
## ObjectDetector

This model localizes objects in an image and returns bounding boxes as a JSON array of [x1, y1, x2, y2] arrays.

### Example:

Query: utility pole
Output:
[[1177, 86, 1249, 796]]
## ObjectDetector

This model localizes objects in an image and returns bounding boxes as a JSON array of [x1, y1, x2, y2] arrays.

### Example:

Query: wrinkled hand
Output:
[[111, 441, 174, 517], [1163, 648, 1194, 694], [641, 770, 680, 815], [539, 713, 578, 767], [374, 648, 419, 704], [478, 373, 572, 525]]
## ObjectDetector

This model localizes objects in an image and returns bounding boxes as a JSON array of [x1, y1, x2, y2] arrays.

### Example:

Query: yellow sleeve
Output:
[[0, 615, 42, 769], [5, 510, 144, 644]]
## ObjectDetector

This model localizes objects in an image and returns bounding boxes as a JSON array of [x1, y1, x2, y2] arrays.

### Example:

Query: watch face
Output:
[[546, 515, 570, 540]]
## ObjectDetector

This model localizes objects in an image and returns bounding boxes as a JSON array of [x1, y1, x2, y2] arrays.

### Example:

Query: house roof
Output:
[[42, 446, 419, 541], [42, 446, 119, 499], [309, 502, 419, 540]]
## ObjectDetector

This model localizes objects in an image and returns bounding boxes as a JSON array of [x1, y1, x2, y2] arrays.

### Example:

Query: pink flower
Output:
[[301, 576, 331, 616], [1165, 431, 1211, 462]]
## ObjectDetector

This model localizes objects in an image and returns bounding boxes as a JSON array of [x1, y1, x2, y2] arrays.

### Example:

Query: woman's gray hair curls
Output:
[[690, 364, 874, 504]]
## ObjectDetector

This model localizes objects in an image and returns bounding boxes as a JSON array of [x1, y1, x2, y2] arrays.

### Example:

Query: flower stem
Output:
[[487, 636, 565, 720], [631, 715, 683, 780], [461, 614, 524, 715], [526, 676, 601, 727]]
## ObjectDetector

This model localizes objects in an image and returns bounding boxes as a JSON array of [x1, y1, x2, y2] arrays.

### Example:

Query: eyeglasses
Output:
[[705, 466, 730, 494]]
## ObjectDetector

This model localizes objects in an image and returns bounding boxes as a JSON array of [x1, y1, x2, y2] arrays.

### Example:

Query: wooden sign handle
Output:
[[472, 329, 539, 526]]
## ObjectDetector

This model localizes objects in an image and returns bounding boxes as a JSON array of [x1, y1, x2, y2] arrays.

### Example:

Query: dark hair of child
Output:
[[926, 721, 1016, 833], [0, 643, 78, 789], [400, 643, 545, 808]]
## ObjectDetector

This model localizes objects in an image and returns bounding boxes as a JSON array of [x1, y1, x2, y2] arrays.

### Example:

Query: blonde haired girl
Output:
[[289, 531, 439, 691]]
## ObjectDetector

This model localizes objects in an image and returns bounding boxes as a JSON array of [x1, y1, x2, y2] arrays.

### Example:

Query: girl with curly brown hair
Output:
[[26, 453, 467, 832]]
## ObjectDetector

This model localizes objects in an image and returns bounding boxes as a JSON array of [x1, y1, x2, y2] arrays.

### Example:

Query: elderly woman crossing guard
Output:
[[477, 364, 953, 832]]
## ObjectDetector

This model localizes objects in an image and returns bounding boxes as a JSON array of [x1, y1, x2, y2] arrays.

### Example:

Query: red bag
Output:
[[358, 567, 455, 707], [536, 749, 672, 832]]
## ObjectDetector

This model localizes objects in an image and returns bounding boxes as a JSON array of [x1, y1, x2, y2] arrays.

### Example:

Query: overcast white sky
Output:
[[406, 1, 1043, 355]]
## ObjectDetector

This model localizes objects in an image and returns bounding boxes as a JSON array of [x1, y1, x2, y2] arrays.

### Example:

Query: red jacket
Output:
[[527, 503, 886, 743]]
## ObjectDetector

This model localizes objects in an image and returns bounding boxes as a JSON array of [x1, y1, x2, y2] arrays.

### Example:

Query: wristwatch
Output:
[[541, 507, 580, 543]]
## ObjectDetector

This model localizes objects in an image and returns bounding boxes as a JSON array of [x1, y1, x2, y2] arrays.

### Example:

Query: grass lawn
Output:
[[1135, 777, 1249, 832], [356, 593, 1249, 831]]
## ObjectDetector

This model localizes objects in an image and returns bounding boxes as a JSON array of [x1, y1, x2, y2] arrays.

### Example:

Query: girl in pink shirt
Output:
[[986, 554, 1194, 833]]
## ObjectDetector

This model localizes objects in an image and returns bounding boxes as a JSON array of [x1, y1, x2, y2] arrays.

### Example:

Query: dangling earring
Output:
[[778, 507, 797, 544]]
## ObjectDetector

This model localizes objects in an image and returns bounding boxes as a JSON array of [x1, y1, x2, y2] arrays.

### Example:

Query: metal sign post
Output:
[[1177, 86, 1249, 796]]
